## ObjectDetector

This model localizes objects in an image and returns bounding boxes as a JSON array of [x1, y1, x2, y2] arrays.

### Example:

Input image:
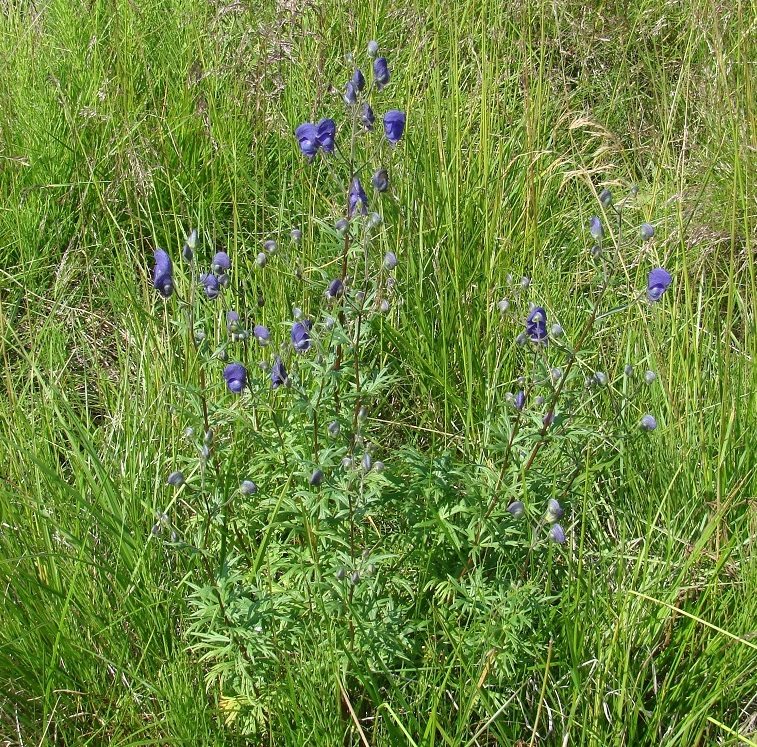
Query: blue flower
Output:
[[343, 81, 357, 105], [647, 268, 672, 301], [271, 356, 287, 388], [253, 324, 270, 346], [373, 57, 390, 89], [212, 251, 231, 273], [589, 216, 603, 240], [199, 273, 220, 299], [223, 363, 246, 394], [526, 307, 548, 344], [383, 110, 405, 145], [549, 524, 566, 544], [292, 320, 313, 352], [352, 68, 366, 91], [640, 222, 655, 241], [153, 249, 174, 298], [295, 122, 319, 158], [348, 178, 368, 216], [361, 102, 375, 130], [514, 390, 526, 410], [640, 414, 657, 431], [316, 118, 336, 153], [506, 500, 525, 518], [326, 278, 343, 300], [372, 168, 388, 192]]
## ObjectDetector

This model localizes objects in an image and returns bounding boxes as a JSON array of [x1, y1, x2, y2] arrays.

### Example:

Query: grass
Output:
[[1, 0, 756, 744]]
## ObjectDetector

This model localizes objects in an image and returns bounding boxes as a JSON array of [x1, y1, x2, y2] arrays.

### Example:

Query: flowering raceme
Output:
[[153, 249, 174, 298]]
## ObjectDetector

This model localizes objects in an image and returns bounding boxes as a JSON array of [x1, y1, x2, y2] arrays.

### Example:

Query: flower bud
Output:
[[589, 216, 603, 240], [263, 239, 278, 254], [384, 251, 397, 270], [328, 421, 340, 438], [367, 40, 379, 57], [336, 566, 346, 580], [370, 212, 382, 228], [256, 252, 267, 267], [372, 168, 388, 192], [291, 228, 302, 243], [357, 405, 368, 421], [373, 460, 385, 472], [550, 323, 564, 338], [350, 570, 360, 585], [380, 298, 390, 313], [341, 456, 353, 470], [644, 370, 657, 385], [343, 81, 357, 105], [167, 471, 185, 487], [240, 480, 258, 495], [549, 524, 566, 544], [514, 390, 526, 410], [594, 371, 608, 387], [506, 500, 525, 518], [309, 469, 324, 486], [545, 498, 564, 523], [640, 222, 655, 241], [599, 189, 613, 208], [336, 218, 349, 236], [497, 299, 509, 313], [203, 429, 214, 445], [624, 365, 634, 377], [551, 367, 563, 383], [324, 316, 335, 330], [362, 453, 372, 473], [184, 426, 194, 439], [640, 414, 657, 431]]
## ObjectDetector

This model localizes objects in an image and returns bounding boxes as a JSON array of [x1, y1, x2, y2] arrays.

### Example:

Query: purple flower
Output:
[[271, 356, 287, 388], [514, 390, 526, 410], [223, 363, 246, 394], [526, 307, 548, 344], [647, 268, 672, 302], [212, 251, 231, 273], [352, 68, 366, 91], [199, 273, 220, 299], [291, 320, 313, 352], [549, 524, 566, 544], [589, 216, 603, 240], [343, 81, 357, 105], [545, 499, 563, 523], [383, 110, 405, 145], [295, 122, 319, 159], [153, 249, 174, 298], [226, 310, 240, 331], [349, 178, 368, 216], [253, 324, 270, 346], [373, 57, 390, 89], [372, 168, 388, 192], [506, 501, 525, 518], [316, 118, 336, 153], [361, 102, 375, 130], [326, 278, 343, 300], [640, 414, 658, 431]]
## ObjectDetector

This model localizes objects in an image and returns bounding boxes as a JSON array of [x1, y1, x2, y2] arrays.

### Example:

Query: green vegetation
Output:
[[1, 0, 755, 744]]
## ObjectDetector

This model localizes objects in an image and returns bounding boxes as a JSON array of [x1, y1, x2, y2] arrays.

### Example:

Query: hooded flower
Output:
[[223, 363, 246, 394], [253, 324, 270, 346], [589, 216, 603, 240], [212, 251, 231, 273], [291, 320, 313, 352], [352, 68, 366, 91], [526, 307, 548, 344], [325, 278, 343, 300], [271, 356, 287, 388], [372, 168, 388, 192], [383, 110, 406, 145], [514, 390, 526, 411], [361, 102, 375, 130], [199, 273, 220, 299], [295, 122, 319, 159], [373, 57, 390, 89], [316, 118, 336, 153], [647, 268, 672, 302], [348, 178, 368, 216], [153, 249, 174, 298], [343, 81, 357, 105]]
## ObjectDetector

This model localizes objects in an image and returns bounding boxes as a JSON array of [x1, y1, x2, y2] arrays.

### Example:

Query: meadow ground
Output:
[[1, 0, 756, 744]]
